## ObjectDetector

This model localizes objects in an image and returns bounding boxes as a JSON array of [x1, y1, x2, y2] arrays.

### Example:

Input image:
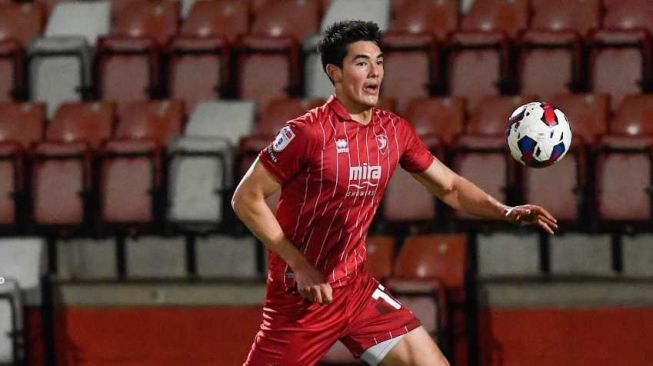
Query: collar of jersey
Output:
[[326, 95, 377, 127]]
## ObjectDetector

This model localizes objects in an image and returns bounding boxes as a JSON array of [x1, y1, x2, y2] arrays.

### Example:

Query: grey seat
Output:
[[184, 101, 255, 144], [196, 235, 259, 278], [303, 34, 334, 99], [57, 237, 117, 280], [126, 236, 187, 279], [622, 234, 653, 278], [45, 1, 110, 45], [28, 36, 93, 117], [550, 234, 614, 277], [478, 232, 540, 278], [320, 0, 390, 32], [167, 137, 232, 229]]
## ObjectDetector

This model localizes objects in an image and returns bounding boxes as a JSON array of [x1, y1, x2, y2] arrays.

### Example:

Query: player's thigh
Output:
[[379, 326, 449, 366], [244, 326, 340, 366]]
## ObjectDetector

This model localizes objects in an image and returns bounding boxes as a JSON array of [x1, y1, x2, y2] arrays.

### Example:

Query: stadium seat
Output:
[[167, 136, 232, 231], [126, 236, 186, 278], [595, 135, 653, 225], [99, 139, 163, 228], [0, 102, 46, 148], [446, 32, 510, 112], [96, 36, 160, 105], [0, 2, 45, 46], [549, 234, 614, 276], [403, 97, 465, 144], [180, 0, 250, 42], [196, 235, 259, 278], [0, 41, 24, 101], [57, 237, 117, 280], [603, 0, 653, 34], [113, 0, 180, 45], [185, 101, 255, 145], [321, 0, 391, 32], [166, 36, 230, 111], [28, 36, 93, 116], [466, 95, 537, 136], [250, 0, 321, 42], [622, 234, 653, 278], [460, 0, 529, 39], [390, 0, 459, 41], [45, 1, 110, 45], [380, 32, 439, 113], [30, 141, 90, 228], [530, 0, 600, 36], [47, 102, 115, 149], [236, 35, 302, 110], [115, 100, 184, 147], [304, 35, 333, 99], [588, 30, 653, 110], [548, 93, 609, 144], [477, 232, 540, 278], [365, 235, 394, 281], [608, 94, 653, 136], [517, 31, 583, 98], [257, 98, 323, 136]]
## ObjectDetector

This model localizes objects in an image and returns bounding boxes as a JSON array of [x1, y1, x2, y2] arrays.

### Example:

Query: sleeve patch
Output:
[[272, 126, 296, 152]]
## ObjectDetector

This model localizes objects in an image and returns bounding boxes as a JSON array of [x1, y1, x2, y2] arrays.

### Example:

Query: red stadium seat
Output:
[[0, 2, 45, 46], [517, 31, 583, 98], [446, 32, 510, 112], [0, 102, 46, 148], [461, 0, 529, 39], [47, 102, 115, 149], [257, 97, 323, 136], [0, 41, 24, 101], [588, 30, 653, 110], [250, 0, 320, 42], [466, 95, 537, 136], [390, 0, 459, 40], [99, 139, 162, 227], [548, 93, 609, 144], [403, 97, 465, 144], [96, 37, 160, 105], [603, 0, 653, 34], [365, 235, 395, 281], [380, 32, 439, 113], [166, 36, 230, 111], [608, 94, 653, 136], [180, 0, 250, 42], [236, 35, 301, 110], [530, 0, 600, 36], [113, 0, 180, 45], [115, 100, 184, 146], [30, 141, 91, 227]]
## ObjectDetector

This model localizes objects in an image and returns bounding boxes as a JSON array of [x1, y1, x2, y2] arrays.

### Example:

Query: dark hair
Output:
[[318, 20, 382, 74]]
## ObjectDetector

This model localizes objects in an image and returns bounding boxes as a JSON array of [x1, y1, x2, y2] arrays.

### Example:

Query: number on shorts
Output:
[[372, 284, 401, 310]]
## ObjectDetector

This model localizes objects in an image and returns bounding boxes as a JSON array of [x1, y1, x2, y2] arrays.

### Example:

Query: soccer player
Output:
[[232, 20, 558, 366]]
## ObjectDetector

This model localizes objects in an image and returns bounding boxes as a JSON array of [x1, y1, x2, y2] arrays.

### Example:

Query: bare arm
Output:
[[412, 158, 558, 234], [231, 158, 333, 304]]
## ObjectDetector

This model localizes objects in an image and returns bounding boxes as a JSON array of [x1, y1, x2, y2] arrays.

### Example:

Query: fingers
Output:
[[537, 217, 556, 235], [299, 284, 333, 305]]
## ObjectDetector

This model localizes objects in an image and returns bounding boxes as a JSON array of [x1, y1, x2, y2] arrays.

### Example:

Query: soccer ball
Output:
[[506, 102, 572, 168]]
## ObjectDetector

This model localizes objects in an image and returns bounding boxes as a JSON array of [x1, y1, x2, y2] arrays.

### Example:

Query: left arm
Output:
[[412, 158, 558, 234]]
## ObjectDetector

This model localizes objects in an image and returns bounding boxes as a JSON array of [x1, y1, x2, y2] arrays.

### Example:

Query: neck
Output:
[[336, 96, 374, 125]]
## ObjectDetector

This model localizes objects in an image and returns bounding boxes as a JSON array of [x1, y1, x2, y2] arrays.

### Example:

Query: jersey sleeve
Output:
[[399, 118, 435, 173], [258, 119, 316, 185]]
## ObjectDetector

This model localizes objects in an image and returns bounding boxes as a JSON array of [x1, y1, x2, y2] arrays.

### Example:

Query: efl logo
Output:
[[0, 277, 5, 285]]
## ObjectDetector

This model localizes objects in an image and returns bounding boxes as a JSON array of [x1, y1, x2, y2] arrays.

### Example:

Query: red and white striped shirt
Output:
[[259, 96, 434, 289]]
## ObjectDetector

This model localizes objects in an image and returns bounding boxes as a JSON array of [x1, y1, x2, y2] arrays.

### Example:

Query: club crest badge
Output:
[[376, 134, 388, 151], [273, 126, 295, 152]]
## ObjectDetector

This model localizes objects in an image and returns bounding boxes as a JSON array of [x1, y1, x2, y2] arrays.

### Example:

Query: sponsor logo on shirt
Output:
[[266, 145, 278, 163], [336, 138, 349, 153], [348, 163, 381, 191], [273, 126, 295, 152]]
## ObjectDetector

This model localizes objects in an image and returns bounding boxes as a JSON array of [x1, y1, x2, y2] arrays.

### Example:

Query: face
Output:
[[328, 40, 384, 110]]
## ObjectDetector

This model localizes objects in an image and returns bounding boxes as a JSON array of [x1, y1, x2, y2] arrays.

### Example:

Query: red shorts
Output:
[[243, 271, 421, 366]]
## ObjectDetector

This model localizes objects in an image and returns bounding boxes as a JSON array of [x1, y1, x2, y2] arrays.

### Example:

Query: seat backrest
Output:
[[393, 234, 467, 289], [403, 97, 465, 144], [622, 235, 653, 278], [48, 102, 114, 149], [477, 232, 540, 278], [180, 0, 249, 42], [303, 34, 334, 99], [549, 93, 609, 144], [185, 101, 255, 145], [365, 235, 395, 280], [0, 3, 45, 46], [0, 102, 45, 148], [113, 0, 180, 45], [467, 95, 537, 136], [251, 0, 320, 42], [45, 1, 110, 45], [603, 0, 653, 33], [390, 0, 459, 40], [321, 0, 391, 31], [609, 94, 653, 136], [550, 234, 614, 276], [383, 163, 437, 222], [461, 0, 529, 38], [115, 100, 184, 146], [257, 98, 322, 136], [530, 0, 600, 36]]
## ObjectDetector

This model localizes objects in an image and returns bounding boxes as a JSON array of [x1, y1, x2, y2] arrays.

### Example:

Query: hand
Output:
[[292, 262, 333, 305], [505, 204, 558, 234]]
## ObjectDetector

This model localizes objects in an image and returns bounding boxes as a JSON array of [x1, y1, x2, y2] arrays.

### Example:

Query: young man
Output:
[[232, 20, 557, 366]]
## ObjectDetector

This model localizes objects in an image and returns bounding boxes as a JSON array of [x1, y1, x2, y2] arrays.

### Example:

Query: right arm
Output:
[[231, 158, 333, 304]]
